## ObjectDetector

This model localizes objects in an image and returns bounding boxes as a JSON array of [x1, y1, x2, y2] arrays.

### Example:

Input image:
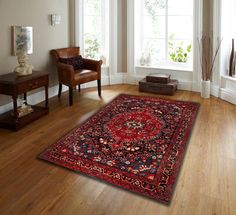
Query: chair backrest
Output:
[[51, 47, 80, 61]]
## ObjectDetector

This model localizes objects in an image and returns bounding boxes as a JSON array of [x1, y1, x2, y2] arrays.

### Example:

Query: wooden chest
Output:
[[139, 78, 178, 96], [146, 73, 171, 84]]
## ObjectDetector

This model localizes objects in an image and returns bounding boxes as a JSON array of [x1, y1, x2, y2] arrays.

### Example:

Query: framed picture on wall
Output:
[[12, 26, 33, 55]]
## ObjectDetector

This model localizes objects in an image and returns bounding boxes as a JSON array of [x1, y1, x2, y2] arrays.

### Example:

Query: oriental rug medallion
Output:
[[39, 94, 199, 203]]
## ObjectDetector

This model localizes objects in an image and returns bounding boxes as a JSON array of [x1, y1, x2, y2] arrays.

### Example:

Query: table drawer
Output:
[[17, 76, 48, 93]]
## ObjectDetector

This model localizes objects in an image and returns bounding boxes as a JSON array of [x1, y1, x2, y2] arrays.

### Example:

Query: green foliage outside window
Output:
[[168, 34, 192, 63], [84, 33, 100, 59]]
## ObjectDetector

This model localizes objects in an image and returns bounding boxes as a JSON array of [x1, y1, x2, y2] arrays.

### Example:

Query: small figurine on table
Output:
[[14, 52, 33, 76]]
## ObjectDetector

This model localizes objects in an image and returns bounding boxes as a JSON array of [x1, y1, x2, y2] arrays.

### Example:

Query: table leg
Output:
[[45, 85, 48, 108], [24, 92, 27, 104], [12, 96, 18, 118]]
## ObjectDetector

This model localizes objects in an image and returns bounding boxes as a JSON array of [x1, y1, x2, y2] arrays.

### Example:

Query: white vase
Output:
[[201, 80, 211, 98], [139, 53, 146, 66]]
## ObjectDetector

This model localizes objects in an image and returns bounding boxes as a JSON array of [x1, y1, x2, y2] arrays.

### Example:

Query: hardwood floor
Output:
[[0, 84, 236, 215]]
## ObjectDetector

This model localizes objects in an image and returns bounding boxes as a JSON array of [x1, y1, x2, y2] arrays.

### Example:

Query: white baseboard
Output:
[[211, 85, 220, 98], [82, 74, 124, 88], [123, 74, 138, 85], [178, 81, 192, 91], [192, 81, 200, 92], [110, 74, 124, 85], [220, 88, 236, 105], [192, 82, 221, 98]]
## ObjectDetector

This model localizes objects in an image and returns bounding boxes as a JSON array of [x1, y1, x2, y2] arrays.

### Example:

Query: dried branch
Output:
[[198, 36, 222, 81]]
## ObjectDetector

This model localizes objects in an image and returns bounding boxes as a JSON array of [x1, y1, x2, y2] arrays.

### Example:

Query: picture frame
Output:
[[12, 26, 33, 55]]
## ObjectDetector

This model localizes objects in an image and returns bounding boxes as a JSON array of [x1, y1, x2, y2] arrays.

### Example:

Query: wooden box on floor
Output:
[[146, 73, 171, 84], [139, 78, 178, 96]]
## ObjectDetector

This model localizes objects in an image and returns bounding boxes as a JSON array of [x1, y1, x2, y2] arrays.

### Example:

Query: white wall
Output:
[[0, 0, 69, 106]]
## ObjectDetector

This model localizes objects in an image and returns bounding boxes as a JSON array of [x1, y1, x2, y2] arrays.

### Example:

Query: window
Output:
[[220, 0, 236, 76], [82, 0, 109, 61], [135, 0, 193, 68]]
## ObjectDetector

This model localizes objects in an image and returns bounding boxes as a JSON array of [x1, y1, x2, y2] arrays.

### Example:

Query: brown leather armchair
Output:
[[51, 47, 103, 106]]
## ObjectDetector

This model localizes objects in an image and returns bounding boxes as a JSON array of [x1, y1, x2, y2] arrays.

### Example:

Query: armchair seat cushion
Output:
[[59, 55, 84, 70], [74, 69, 98, 84]]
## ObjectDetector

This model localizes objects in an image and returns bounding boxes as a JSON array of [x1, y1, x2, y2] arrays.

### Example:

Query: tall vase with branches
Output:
[[198, 36, 222, 98]]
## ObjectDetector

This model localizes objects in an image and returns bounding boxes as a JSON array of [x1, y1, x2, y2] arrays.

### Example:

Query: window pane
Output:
[[168, 39, 192, 63], [84, 33, 101, 59], [84, 16, 102, 59], [143, 39, 166, 62], [84, 16, 102, 36], [168, 16, 193, 39], [84, 0, 102, 59], [144, 0, 166, 16], [143, 16, 165, 39], [84, 0, 101, 15], [168, 0, 193, 16], [82, 0, 109, 61]]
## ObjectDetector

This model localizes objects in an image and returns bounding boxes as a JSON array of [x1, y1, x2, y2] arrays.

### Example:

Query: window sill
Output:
[[135, 65, 193, 72], [221, 75, 236, 82]]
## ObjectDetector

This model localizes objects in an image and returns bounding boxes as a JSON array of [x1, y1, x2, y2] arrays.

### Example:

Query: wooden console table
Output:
[[0, 71, 49, 131]]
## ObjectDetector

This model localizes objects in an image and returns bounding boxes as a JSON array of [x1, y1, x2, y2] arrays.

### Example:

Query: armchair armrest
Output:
[[57, 62, 75, 86], [83, 59, 103, 73]]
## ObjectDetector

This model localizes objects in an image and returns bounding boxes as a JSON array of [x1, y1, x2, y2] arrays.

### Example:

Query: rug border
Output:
[[163, 99, 200, 203]]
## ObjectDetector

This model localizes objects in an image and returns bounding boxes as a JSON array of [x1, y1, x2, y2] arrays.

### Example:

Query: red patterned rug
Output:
[[39, 94, 199, 203]]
